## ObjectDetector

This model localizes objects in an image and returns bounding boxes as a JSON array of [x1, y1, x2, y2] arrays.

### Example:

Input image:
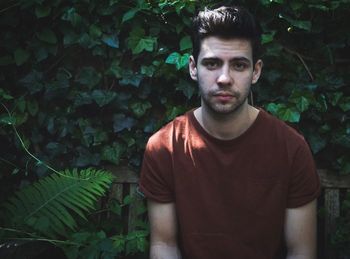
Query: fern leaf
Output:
[[2, 168, 114, 238]]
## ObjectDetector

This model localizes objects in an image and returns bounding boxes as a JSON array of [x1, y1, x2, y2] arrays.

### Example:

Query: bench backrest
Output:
[[108, 166, 350, 259]]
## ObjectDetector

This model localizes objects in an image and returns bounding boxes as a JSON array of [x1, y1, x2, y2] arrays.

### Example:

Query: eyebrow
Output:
[[201, 56, 251, 64]]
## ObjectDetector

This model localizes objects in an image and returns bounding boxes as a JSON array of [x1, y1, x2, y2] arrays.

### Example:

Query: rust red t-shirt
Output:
[[139, 108, 320, 259]]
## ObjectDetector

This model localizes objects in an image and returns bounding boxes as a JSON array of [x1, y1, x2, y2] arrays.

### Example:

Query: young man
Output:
[[139, 6, 320, 259]]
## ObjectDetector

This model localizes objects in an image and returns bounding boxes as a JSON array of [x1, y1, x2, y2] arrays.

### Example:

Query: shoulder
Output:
[[146, 111, 191, 153], [260, 109, 307, 145]]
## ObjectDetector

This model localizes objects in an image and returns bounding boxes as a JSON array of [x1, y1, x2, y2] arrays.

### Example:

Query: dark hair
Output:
[[191, 6, 263, 63]]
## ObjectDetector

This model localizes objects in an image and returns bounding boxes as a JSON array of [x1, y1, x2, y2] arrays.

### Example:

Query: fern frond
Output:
[[2, 168, 114, 238]]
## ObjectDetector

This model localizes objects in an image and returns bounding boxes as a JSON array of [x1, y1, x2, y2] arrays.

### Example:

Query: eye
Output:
[[202, 60, 220, 70], [232, 62, 248, 71]]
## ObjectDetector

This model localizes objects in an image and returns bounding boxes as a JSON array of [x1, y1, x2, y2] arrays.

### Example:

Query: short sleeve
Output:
[[287, 141, 321, 208], [138, 135, 175, 203]]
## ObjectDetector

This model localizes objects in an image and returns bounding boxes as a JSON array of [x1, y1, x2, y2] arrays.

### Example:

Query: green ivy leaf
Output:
[[74, 92, 93, 107], [339, 97, 350, 112], [14, 48, 30, 66], [35, 5, 51, 18], [0, 89, 13, 100], [91, 90, 117, 107], [141, 65, 155, 77], [262, 32, 276, 44], [75, 67, 101, 88], [61, 7, 82, 27], [113, 114, 136, 132], [180, 36, 192, 51], [279, 14, 311, 31], [133, 38, 156, 54], [166, 52, 190, 70], [120, 70, 143, 87], [307, 132, 327, 153], [328, 92, 343, 106], [101, 142, 126, 165], [122, 8, 138, 23], [89, 24, 102, 38], [176, 79, 195, 99], [280, 108, 300, 123], [0, 114, 16, 125], [131, 101, 152, 118], [266, 103, 300, 123], [27, 99, 39, 116], [36, 28, 57, 44], [102, 34, 119, 48]]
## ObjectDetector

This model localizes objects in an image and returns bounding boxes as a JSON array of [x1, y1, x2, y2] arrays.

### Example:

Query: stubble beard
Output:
[[200, 87, 251, 117]]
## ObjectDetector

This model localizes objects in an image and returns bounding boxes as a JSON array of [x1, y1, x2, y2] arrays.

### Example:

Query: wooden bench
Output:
[[107, 166, 350, 259], [318, 170, 350, 259]]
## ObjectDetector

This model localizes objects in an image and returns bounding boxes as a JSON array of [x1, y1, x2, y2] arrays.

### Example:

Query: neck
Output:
[[194, 103, 259, 140]]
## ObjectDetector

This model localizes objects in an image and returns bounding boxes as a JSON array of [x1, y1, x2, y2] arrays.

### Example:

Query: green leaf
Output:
[[91, 90, 117, 107], [130, 101, 152, 118], [292, 96, 310, 112], [120, 70, 143, 87], [133, 38, 156, 54], [27, 99, 39, 116], [113, 114, 136, 132], [89, 24, 102, 38], [75, 67, 101, 88], [166, 52, 190, 70], [102, 34, 119, 48], [180, 36, 192, 51], [176, 79, 195, 99], [328, 92, 343, 106], [266, 103, 300, 123], [35, 5, 51, 18], [339, 97, 350, 112], [280, 108, 300, 123], [308, 4, 329, 11], [36, 28, 57, 44], [14, 48, 30, 66], [279, 14, 311, 31], [61, 7, 82, 27], [0, 89, 13, 100], [0, 114, 16, 125], [262, 32, 276, 44], [101, 142, 126, 165], [141, 65, 155, 77], [122, 8, 138, 23], [307, 132, 327, 153], [2, 168, 113, 237]]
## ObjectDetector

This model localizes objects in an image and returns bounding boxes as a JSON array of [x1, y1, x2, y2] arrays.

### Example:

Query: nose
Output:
[[217, 65, 232, 86]]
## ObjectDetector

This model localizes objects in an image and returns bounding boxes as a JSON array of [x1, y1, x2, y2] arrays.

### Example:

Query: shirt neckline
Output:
[[188, 107, 265, 146]]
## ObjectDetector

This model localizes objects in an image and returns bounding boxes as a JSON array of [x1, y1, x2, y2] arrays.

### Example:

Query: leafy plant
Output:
[[0, 0, 349, 257], [1, 168, 113, 238]]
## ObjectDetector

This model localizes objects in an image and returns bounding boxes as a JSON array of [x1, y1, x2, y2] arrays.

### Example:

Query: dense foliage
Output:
[[0, 0, 349, 258]]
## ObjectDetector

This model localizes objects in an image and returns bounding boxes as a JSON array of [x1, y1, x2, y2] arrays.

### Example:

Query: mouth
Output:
[[213, 94, 234, 102], [213, 92, 235, 101]]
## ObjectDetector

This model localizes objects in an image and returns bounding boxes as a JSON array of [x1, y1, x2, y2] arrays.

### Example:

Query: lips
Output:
[[213, 93, 234, 102]]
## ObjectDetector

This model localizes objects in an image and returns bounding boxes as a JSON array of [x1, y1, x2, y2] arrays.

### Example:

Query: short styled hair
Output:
[[191, 6, 263, 63]]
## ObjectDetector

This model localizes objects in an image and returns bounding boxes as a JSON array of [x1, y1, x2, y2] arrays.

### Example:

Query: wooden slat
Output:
[[128, 183, 145, 232], [318, 169, 350, 188], [324, 189, 340, 259], [104, 165, 139, 183]]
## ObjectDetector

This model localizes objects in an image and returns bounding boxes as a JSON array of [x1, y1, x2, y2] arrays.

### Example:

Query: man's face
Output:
[[189, 36, 262, 115]]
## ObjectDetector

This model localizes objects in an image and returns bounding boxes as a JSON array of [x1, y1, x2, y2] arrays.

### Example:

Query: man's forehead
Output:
[[199, 37, 253, 60]]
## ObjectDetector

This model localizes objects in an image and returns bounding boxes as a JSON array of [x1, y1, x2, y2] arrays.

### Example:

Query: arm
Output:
[[148, 200, 182, 259], [284, 199, 317, 259]]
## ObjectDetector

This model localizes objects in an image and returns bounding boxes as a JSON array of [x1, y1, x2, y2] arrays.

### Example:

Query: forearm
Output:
[[150, 242, 182, 259], [286, 250, 315, 259]]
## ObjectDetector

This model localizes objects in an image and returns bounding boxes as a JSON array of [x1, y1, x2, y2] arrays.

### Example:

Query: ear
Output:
[[252, 59, 263, 84], [189, 55, 198, 81]]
